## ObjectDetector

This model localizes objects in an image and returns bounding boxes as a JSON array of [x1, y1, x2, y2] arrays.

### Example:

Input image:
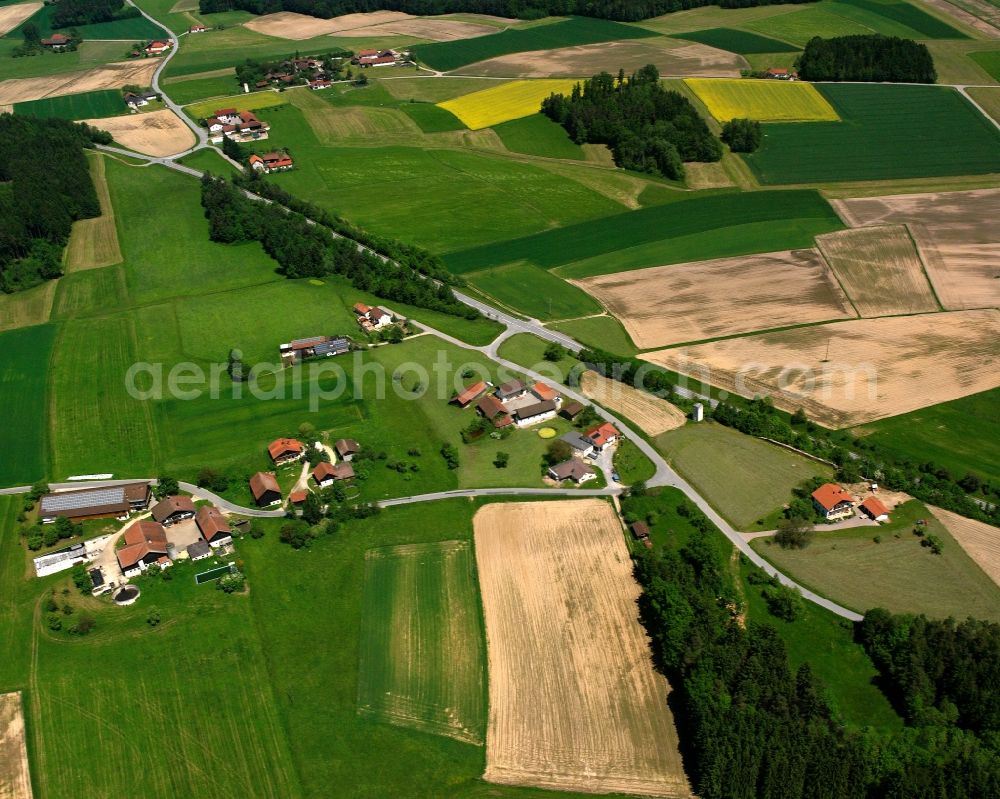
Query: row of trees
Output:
[[199, 0, 815, 23], [52, 0, 139, 29], [200, 175, 475, 318], [633, 500, 1000, 799], [0, 115, 111, 294], [541, 65, 720, 180], [797, 35, 936, 83]]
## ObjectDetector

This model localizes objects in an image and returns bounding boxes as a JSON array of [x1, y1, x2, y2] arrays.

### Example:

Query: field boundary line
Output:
[[902, 223, 947, 311], [814, 238, 862, 318]]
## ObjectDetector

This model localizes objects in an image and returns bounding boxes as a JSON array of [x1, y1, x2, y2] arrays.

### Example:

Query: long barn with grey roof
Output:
[[39, 483, 150, 523]]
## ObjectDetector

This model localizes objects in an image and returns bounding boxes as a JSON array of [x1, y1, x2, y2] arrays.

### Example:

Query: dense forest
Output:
[[633, 503, 1000, 799], [200, 175, 476, 319], [797, 35, 936, 83], [199, 0, 814, 23], [541, 65, 720, 180], [0, 115, 110, 293], [52, 0, 140, 29]]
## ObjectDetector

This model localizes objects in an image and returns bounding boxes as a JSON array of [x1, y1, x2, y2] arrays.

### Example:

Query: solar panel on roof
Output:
[[40, 487, 126, 512]]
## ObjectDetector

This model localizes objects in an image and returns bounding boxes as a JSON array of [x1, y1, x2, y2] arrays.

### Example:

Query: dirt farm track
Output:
[[474, 500, 691, 797]]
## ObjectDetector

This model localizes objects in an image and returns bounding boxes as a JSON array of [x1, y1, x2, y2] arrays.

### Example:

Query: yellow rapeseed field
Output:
[[685, 78, 839, 123], [437, 79, 579, 130], [186, 91, 289, 119]]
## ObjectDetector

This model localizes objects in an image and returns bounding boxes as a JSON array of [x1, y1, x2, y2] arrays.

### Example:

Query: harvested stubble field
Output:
[[83, 109, 195, 157], [815, 226, 939, 316], [0, 60, 157, 105], [437, 78, 578, 129], [357, 540, 486, 744], [343, 17, 496, 41], [642, 310, 1000, 428], [832, 189, 1000, 311], [0, 692, 31, 799], [474, 500, 690, 797], [0, 281, 55, 333], [242, 10, 410, 39], [453, 39, 746, 78], [0, 2, 40, 37], [574, 249, 855, 349], [930, 506, 1000, 588], [64, 154, 121, 271], [580, 369, 686, 435], [685, 78, 839, 122]]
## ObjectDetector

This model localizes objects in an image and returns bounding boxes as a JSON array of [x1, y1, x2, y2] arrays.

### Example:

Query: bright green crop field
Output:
[[747, 84, 1000, 184], [0, 324, 55, 486], [494, 113, 585, 160], [444, 189, 844, 275], [414, 16, 657, 71], [672, 27, 799, 54], [398, 101, 466, 132], [465, 261, 600, 320], [14, 89, 124, 120]]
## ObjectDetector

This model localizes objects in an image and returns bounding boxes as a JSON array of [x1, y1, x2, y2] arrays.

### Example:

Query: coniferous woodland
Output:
[[797, 35, 936, 83], [200, 175, 477, 319], [0, 115, 110, 293], [633, 506, 1000, 799], [541, 65, 721, 180], [200, 0, 813, 22]]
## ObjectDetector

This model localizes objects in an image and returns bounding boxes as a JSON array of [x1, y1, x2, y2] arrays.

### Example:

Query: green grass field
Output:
[[613, 436, 656, 484], [743, 6, 875, 45], [830, 0, 967, 38], [0, 324, 55, 486], [493, 113, 585, 159], [672, 28, 799, 54], [358, 540, 486, 743], [752, 499, 1000, 621], [495, 332, 579, 375], [853, 388, 1000, 487], [161, 72, 240, 105], [465, 261, 600, 320], [444, 189, 844, 275], [14, 89, 124, 120], [656, 422, 833, 529], [185, 91, 289, 120], [0, 40, 128, 82], [549, 314, 639, 355], [414, 16, 657, 71], [970, 49, 1000, 80], [397, 101, 466, 132], [747, 84, 1000, 184], [52, 266, 126, 320], [177, 145, 241, 176]]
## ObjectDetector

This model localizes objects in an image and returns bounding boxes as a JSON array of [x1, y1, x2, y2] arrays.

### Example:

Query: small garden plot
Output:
[[746, 84, 1000, 184], [685, 78, 839, 122], [358, 541, 486, 744], [574, 248, 855, 349], [642, 310, 1000, 428], [671, 27, 799, 54], [815, 226, 939, 316], [437, 79, 578, 129]]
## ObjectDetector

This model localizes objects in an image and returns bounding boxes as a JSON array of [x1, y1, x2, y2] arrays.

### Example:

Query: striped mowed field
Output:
[[438, 79, 578, 129], [685, 78, 840, 122], [358, 540, 486, 744]]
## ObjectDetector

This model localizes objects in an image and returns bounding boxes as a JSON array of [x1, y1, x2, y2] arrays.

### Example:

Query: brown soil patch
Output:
[[243, 10, 410, 39], [455, 39, 746, 78], [0, 60, 157, 105], [816, 226, 940, 316], [832, 189, 1000, 311], [930, 506, 1000, 587], [346, 18, 496, 42], [474, 500, 691, 797], [0, 692, 32, 799], [82, 109, 195, 157], [575, 249, 855, 349], [65, 154, 121, 271], [641, 310, 1000, 428], [683, 160, 735, 189], [0, 2, 41, 37], [581, 369, 686, 435]]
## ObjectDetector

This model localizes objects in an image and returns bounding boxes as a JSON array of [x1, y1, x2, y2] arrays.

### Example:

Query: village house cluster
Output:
[[249, 151, 294, 173], [352, 49, 402, 68], [251, 436, 361, 507], [206, 107, 270, 144], [117, 500, 233, 578]]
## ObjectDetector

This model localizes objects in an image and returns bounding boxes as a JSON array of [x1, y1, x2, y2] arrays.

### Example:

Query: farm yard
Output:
[[753, 500, 1000, 621], [832, 188, 1000, 310], [815, 226, 941, 316], [84, 109, 196, 156], [642, 310, 1000, 428], [685, 78, 839, 122], [580, 369, 686, 435], [358, 541, 485, 743], [473, 500, 691, 796], [747, 85, 1000, 184], [573, 249, 856, 349], [656, 422, 832, 529]]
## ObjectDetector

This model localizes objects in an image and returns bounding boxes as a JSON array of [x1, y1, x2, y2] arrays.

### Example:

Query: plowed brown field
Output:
[[574, 249, 855, 349], [0, 692, 32, 799], [832, 189, 1000, 311], [641, 310, 1000, 428], [474, 500, 690, 797]]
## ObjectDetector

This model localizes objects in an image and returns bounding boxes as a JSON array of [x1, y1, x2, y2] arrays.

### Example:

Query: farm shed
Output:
[[196, 506, 233, 547], [150, 495, 196, 526], [335, 438, 360, 460], [514, 399, 558, 427], [39, 482, 150, 523], [860, 496, 890, 522], [453, 381, 488, 407], [560, 400, 584, 420], [250, 472, 282, 507]]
